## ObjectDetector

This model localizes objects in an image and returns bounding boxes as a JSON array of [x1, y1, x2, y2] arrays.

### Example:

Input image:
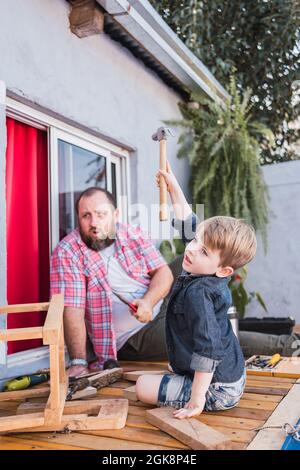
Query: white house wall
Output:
[[246, 160, 300, 323], [0, 0, 189, 226]]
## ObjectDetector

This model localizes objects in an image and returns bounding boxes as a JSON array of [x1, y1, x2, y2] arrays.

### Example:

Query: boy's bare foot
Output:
[[167, 363, 174, 373], [67, 365, 89, 377]]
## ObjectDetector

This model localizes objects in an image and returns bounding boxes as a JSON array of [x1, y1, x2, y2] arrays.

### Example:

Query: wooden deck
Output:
[[0, 361, 298, 450]]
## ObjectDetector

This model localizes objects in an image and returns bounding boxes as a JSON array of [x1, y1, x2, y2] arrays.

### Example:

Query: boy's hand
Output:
[[156, 161, 180, 194], [131, 298, 153, 323], [173, 397, 206, 419], [156, 161, 192, 220]]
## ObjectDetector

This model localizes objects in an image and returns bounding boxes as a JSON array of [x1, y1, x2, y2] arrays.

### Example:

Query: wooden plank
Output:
[[0, 435, 87, 450], [247, 383, 300, 450], [81, 426, 189, 449], [197, 414, 265, 432], [15, 399, 128, 432], [109, 380, 133, 389], [210, 425, 256, 444], [245, 379, 291, 390], [88, 368, 123, 389], [146, 407, 232, 450], [0, 302, 49, 314], [98, 387, 124, 397], [17, 400, 100, 416], [0, 387, 49, 402], [44, 343, 66, 426], [246, 374, 296, 384], [237, 399, 278, 411], [0, 413, 45, 432], [123, 370, 169, 382], [120, 361, 168, 370], [126, 414, 158, 431], [13, 431, 177, 450], [71, 386, 98, 400], [241, 393, 282, 403], [59, 322, 67, 388], [43, 294, 64, 345], [205, 407, 272, 421], [123, 385, 138, 401], [244, 386, 288, 396], [0, 327, 43, 341]]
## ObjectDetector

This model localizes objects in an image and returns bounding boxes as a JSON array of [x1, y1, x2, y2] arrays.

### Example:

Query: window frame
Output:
[[6, 97, 131, 251]]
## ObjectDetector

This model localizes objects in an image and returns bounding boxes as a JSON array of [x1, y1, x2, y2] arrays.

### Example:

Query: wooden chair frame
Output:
[[0, 294, 67, 432], [0, 294, 128, 433]]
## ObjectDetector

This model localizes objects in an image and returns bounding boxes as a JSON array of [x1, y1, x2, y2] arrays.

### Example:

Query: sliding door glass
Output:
[[58, 140, 107, 240]]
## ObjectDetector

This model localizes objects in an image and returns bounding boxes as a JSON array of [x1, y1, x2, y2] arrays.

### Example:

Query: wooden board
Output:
[[0, 386, 49, 402], [247, 383, 300, 450], [123, 385, 138, 402], [13, 399, 129, 433], [146, 407, 232, 450], [123, 370, 169, 382], [246, 355, 300, 379]]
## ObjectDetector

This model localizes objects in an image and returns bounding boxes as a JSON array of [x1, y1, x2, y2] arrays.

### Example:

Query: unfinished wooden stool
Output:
[[0, 294, 128, 433]]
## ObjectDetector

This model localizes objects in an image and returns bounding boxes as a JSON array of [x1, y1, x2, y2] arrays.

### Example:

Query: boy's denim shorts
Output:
[[157, 369, 246, 411]]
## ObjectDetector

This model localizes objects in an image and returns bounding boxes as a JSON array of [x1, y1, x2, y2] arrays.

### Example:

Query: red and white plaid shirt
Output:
[[50, 223, 167, 365]]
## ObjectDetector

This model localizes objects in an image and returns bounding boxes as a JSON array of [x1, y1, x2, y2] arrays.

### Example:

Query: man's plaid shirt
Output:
[[50, 223, 167, 365]]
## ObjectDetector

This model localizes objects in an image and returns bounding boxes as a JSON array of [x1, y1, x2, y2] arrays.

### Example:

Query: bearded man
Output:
[[50, 187, 173, 377]]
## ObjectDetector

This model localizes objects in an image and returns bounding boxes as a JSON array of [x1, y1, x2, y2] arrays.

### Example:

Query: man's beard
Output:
[[79, 226, 116, 251]]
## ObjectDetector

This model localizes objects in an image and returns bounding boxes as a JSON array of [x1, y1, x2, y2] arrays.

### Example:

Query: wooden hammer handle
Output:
[[159, 139, 168, 221]]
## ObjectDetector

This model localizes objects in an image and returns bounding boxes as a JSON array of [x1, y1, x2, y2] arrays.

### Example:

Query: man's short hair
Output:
[[197, 216, 257, 270], [75, 187, 117, 214]]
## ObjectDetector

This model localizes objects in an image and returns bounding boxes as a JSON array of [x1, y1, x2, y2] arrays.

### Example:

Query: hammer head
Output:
[[152, 126, 174, 142]]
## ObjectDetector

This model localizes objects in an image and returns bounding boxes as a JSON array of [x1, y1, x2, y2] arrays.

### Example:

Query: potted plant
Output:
[[165, 74, 274, 249]]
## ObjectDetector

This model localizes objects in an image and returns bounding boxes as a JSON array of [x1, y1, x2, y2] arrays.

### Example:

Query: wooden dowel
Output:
[[0, 326, 43, 341], [0, 302, 49, 315]]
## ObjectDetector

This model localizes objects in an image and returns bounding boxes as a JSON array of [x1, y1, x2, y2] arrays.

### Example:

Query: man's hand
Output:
[[173, 396, 206, 420], [131, 298, 153, 323]]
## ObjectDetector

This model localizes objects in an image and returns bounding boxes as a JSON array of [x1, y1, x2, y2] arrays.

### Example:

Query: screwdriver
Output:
[[267, 354, 281, 368], [111, 290, 138, 313]]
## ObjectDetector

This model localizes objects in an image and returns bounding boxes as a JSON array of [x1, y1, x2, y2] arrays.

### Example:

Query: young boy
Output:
[[136, 162, 257, 420]]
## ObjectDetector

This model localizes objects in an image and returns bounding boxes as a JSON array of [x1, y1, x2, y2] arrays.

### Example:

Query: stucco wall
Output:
[[0, 0, 189, 225], [246, 160, 300, 322]]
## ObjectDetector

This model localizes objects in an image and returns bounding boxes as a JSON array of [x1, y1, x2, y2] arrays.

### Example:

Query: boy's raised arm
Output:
[[157, 161, 197, 244]]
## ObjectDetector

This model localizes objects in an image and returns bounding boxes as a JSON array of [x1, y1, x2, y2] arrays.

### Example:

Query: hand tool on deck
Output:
[[152, 126, 174, 221], [4, 373, 49, 391], [267, 353, 281, 368], [247, 354, 282, 370]]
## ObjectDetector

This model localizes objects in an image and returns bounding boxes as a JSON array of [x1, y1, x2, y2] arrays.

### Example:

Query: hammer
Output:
[[152, 126, 174, 221]]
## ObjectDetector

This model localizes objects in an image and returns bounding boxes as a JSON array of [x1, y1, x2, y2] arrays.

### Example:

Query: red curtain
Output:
[[6, 117, 49, 354]]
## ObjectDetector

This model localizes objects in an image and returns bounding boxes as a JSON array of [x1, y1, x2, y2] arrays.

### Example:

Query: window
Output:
[[58, 140, 107, 240], [6, 98, 130, 249], [50, 129, 129, 249]]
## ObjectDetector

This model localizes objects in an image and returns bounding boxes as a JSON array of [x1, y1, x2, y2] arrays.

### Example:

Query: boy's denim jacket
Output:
[[166, 213, 245, 384]]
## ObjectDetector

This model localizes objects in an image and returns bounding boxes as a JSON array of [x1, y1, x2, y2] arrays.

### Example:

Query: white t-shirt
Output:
[[100, 243, 163, 350]]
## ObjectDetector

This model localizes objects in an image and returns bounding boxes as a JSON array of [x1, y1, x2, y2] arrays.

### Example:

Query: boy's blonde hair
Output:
[[197, 216, 257, 270]]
